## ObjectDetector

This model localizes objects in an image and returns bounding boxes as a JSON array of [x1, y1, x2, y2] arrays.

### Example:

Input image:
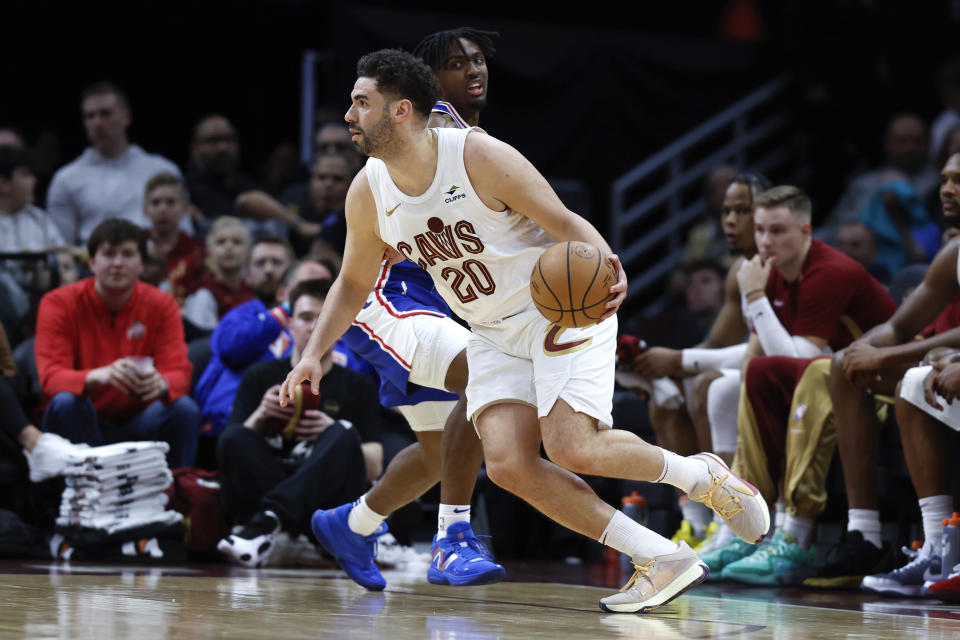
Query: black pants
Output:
[[0, 376, 29, 443], [216, 422, 367, 536]]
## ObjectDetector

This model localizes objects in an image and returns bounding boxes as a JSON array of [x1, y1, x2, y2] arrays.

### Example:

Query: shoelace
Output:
[[620, 559, 656, 592], [695, 472, 746, 521], [889, 551, 933, 577], [467, 535, 496, 561], [449, 534, 496, 562]]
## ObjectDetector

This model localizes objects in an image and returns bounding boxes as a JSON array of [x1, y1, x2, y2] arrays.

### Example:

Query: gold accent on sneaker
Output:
[[695, 471, 749, 521], [620, 559, 656, 592]]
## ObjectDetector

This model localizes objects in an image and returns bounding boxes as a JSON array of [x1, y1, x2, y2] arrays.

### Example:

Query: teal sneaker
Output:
[[699, 536, 758, 582], [721, 530, 815, 586]]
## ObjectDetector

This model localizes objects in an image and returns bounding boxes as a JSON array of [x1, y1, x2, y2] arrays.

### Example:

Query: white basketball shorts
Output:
[[466, 305, 617, 429], [899, 364, 960, 432]]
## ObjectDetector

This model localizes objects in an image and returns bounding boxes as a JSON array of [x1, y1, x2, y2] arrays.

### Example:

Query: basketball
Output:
[[529, 241, 617, 328]]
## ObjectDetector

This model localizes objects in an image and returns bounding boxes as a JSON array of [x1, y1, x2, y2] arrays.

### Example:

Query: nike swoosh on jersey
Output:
[[385, 203, 401, 216], [453, 507, 470, 513]]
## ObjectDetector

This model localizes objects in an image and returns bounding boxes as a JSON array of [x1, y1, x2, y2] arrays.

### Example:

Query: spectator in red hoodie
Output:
[[35, 218, 199, 467]]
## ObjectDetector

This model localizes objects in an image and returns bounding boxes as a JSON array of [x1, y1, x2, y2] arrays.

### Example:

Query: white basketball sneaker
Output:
[[688, 453, 770, 544], [599, 541, 708, 613]]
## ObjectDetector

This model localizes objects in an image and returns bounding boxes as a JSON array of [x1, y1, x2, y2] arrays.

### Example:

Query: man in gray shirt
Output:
[[46, 82, 183, 246]]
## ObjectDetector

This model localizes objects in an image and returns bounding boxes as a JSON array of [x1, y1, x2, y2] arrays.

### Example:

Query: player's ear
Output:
[[392, 98, 413, 122]]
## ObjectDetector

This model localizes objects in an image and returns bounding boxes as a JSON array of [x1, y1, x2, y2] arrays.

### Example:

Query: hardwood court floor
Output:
[[1, 560, 958, 639]]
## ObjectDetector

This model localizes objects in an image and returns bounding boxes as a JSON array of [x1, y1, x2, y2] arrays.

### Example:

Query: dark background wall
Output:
[[2, 0, 958, 228]]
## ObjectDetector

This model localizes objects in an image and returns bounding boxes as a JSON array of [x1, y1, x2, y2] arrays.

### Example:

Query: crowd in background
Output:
[[1, 56, 959, 589]]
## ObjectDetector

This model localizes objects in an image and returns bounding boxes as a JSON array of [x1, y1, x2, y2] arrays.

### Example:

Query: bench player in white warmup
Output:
[[281, 49, 770, 612]]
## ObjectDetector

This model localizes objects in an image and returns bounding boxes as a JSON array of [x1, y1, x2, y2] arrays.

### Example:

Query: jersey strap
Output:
[[431, 101, 469, 129]]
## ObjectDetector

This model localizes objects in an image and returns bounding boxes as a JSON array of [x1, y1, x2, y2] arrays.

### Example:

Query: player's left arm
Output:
[[463, 132, 626, 319]]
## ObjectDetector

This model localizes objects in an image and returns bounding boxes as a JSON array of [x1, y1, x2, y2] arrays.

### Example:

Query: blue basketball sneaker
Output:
[[311, 503, 388, 591], [428, 522, 506, 586]]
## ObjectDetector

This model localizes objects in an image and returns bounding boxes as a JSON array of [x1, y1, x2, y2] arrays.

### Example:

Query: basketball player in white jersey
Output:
[[282, 49, 770, 612], [303, 29, 505, 591]]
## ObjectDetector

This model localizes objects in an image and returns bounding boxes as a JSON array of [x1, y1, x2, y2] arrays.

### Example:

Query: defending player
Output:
[[282, 49, 770, 612], [294, 29, 505, 591]]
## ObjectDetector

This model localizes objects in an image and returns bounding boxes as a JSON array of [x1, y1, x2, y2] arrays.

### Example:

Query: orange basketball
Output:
[[529, 241, 617, 328]]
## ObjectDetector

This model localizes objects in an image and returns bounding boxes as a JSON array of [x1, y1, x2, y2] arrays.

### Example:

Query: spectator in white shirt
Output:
[[46, 82, 184, 246]]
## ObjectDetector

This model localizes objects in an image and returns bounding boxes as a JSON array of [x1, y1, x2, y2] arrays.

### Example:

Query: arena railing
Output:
[[609, 75, 797, 312]]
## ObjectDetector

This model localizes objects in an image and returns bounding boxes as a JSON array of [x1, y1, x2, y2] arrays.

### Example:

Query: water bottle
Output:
[[620, 491, 649, 579], [940, 512, 960, 579]]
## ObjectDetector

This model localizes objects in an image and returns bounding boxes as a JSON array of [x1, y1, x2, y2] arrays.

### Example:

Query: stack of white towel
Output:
[[56, 441, 182, 534]]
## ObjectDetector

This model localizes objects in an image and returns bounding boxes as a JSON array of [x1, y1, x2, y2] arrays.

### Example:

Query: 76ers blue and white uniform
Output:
[[339, 102, 475, 432], [365, 127, 618, 428]]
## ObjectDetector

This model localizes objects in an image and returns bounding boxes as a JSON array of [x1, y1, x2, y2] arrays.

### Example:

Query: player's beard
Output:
[[356, 109, 401, 160]]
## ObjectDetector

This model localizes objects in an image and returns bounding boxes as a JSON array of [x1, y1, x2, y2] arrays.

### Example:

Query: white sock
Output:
[[847, 508, 882, 548], [919, 495, 953, 556], [438, 504, 471, 538], [656, 449, 708, 495], [600, 510, 677, 561], [774, 501, 786, 530], [678, 497, 712, 537], [347, 494, 387, 536], [783, 514, 815, 548]]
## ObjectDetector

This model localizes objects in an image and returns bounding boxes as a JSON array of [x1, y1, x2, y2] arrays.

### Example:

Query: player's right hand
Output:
[[279, 356, 325, 406], [633, 347, 682, 379]]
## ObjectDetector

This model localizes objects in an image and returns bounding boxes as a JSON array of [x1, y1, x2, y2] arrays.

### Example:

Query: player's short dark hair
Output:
[[87, 218, 147, 261], [0, 145, 30, 180], [728, 172, 773, 205], [288, 278, 332, 313], [754, 185, 812, 223], [81, 81, 130, 110], [356, 49, 438, 120], [413, 27, 499, 70]]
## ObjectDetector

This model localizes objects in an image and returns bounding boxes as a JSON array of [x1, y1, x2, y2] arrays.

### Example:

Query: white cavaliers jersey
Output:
[[365, 127, 554, 326]]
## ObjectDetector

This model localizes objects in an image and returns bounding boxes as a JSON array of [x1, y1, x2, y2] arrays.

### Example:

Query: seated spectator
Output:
[[46, 82, 184, 246], [684, 165, 738, 266], [0, 145, 64, 252], [822, 113, 939, 241], [35, 219, 200, 468], [186, 114, 317, 241], [624, 259, 726, 350], [681, 259, 726, 337], [194, 257, 333, 435], [280, 152, 354, 256], [315, 122, 365, 173], [836, 221, 891, 284], [216, 279, 382, 567], [247, 236, 296, 307], [869, 352, 959, 597], [140, 172, 205, 308], [188, 216, 254, 326], [859, 181, 939, 277], [630, 173, 768, 548], [697, 185, 897, 583], [0, 321, 82, 482], [811, 153, 960, 593]]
